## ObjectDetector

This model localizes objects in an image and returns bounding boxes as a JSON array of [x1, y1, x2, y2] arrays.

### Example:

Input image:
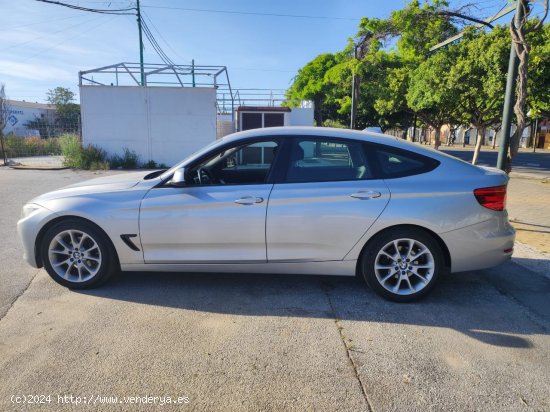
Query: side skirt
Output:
[[121, 260, 357, 277]]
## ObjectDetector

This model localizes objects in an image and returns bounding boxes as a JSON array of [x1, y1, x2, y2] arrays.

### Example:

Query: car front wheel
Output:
[[41, 219, 118, 289], [361, 228, 445, 302]]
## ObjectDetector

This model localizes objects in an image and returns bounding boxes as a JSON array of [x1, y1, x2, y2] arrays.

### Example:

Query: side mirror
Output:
[[169, 167, 187, 187]]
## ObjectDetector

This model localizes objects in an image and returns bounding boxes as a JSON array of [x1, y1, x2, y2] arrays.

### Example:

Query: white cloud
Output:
[[0, 60, 76, 82]]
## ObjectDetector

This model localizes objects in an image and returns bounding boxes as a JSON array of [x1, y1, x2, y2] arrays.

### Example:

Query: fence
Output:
[[1, 118, 80, 168]]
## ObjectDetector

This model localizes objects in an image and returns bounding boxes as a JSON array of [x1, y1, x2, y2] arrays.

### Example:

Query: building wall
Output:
[[288, 108, 314, 126], [80, 86, 217, 166], [3, 100, 56, 136]]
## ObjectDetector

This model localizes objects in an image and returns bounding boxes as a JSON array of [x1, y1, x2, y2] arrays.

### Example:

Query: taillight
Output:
[[474, 185, 507, 211]]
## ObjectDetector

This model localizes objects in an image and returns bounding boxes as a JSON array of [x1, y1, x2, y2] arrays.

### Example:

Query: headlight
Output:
[[20, 203, 43, 219]]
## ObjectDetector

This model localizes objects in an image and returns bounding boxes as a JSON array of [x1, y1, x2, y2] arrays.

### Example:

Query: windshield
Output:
[[159, 138, 228, 181]]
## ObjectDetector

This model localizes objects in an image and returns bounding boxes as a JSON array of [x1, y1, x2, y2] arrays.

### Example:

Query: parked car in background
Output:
[[18, 127, 515, 301]]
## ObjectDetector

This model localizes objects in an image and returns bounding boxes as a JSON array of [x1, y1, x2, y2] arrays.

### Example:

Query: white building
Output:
[[3, 100, 56, 136]]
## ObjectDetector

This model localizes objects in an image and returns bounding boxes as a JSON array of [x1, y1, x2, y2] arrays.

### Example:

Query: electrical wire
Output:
[[139, 16, 175, 65], [20, 15, 117, 63], [35, 0, 135, 15], [141, 5, 360, 21], [142, 11, 189, 63], [0, 14, 103, 52]]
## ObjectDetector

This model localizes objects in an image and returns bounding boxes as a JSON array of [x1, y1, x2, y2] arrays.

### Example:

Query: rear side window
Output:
[[374, 147, 439, 178], [286, 138, 372, 183]]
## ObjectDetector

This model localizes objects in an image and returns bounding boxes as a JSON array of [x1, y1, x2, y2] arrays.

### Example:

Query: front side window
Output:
[[286, 138, 372, 183], [188, 140, 279, 185]]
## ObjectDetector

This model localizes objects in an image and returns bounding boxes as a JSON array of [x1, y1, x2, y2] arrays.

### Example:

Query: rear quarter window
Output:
[[373, 146, 440, 178]]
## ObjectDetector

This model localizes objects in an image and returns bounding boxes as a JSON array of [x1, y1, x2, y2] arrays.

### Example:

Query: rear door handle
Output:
[[234, 196, 264, 205], [350, 191, 382, 199]]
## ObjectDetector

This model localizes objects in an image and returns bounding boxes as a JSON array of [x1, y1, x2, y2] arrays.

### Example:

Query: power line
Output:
[[139, 16, 175, 65], [35, 0, 135, 15], [141, 11, 188, 63], [141, 5, 360, 21], [0, 14, 101, 52], [0, 14, 94, 31], [20, 15, 115, 63]]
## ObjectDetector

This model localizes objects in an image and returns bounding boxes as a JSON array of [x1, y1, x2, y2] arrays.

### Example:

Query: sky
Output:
[[0, 0, 528, 104]]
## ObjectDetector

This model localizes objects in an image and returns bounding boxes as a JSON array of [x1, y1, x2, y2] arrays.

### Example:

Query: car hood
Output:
[[30, 171, 157, 204]]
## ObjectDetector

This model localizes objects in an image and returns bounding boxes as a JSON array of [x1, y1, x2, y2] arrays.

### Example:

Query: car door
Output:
[[139, 139, 280, 263], [266, 137, 390, 262]]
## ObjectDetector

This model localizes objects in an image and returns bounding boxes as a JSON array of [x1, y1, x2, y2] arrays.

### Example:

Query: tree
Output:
[[525, 23, 550, 118], [506, 0, 548, 171], [47, 87, 80, 135], [0, 84, 9, 165], [407, 48, 461, 148], [447, 26, 510, 164], [285, 54, 340, 125]]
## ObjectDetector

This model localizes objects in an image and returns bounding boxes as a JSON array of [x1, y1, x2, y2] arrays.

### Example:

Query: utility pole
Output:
[[136, 0, 145, 86], [496, 0, 526, 171]]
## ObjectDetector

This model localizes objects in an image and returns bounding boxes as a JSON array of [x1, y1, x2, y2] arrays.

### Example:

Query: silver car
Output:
[[17, 127, 515, 301]]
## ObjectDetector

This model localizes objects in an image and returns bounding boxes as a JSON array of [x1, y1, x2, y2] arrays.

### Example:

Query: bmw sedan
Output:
[[17, 127, 515, 302]]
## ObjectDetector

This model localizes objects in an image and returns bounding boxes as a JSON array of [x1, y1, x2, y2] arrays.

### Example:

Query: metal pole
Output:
[[136, 0, 145, 86], [350, 44, 360, 129], [192, 59, 196, 87], [497, 0, 525, 171]]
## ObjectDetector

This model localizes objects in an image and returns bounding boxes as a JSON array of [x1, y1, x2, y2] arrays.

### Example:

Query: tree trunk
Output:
[[471, 127, 485, 165], [434, 128, 441, 150], [492, 127, 501, 149], [0, 131, 7, 165]]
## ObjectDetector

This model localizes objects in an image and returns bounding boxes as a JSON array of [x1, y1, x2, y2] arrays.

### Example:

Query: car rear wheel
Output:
[[361, 228, 444, 302], [41, 219, 118, 289]]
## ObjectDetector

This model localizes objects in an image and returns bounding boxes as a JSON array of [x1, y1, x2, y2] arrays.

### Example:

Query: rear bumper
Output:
[[440, 215, 515, 273]]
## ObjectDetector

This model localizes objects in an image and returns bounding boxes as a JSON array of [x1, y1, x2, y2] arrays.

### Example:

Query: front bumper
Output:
[[440, 215, 515, 273], [17, 205, 57, 268]]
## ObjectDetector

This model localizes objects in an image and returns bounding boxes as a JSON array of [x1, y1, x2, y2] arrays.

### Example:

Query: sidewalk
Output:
[[506, 174, 550, 270]]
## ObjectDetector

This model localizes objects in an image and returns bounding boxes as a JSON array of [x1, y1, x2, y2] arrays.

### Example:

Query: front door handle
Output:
[[350, 191, 382, 199], [234, 196, 264, 205]]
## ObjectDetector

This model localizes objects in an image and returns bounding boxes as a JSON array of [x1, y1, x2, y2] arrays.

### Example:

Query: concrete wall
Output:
[[80, 86, 217, 166], [288, 107, 314, 126]]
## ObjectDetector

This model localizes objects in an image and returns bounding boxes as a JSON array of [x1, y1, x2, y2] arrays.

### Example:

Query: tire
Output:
[[40, 219, 118, 289], [361, 227, 445, 302]]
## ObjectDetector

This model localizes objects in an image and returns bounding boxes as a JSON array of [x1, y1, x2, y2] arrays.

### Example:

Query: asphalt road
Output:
[[1, 167, 549, 411], [441, 148, 550, 177]]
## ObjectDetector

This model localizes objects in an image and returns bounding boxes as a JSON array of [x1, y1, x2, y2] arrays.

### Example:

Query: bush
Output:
[[142, 160, 157, 169], [3, 135, 61, 157], [60, 134, 108, 169], [80, 145, 108, 170], [109, 148, 140, 169]]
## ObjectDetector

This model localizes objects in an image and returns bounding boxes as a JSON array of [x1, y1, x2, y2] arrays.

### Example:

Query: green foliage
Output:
[[285, 53, 341, 125], [59, 134, 83, 168], [60, 134, 108, 169], [143, 160, 158, 169], [448, 26, 510, 128], [47, 87, 75, 106], [527, 23, 550, 117], [46, 87, 80, 135], [287, 0, 549, 136], [109, 148, 140, 169], [3, 135, 61, 157], [322, 119, 347, 128]]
